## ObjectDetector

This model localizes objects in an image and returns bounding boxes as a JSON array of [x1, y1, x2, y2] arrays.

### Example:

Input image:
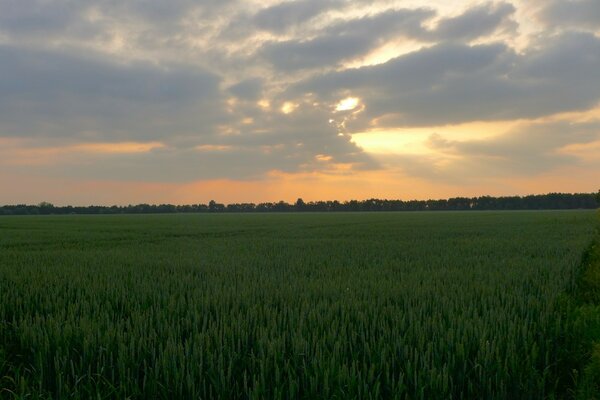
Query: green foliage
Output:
[[0, 211, 597, 399], [572, 218, 600, 400]]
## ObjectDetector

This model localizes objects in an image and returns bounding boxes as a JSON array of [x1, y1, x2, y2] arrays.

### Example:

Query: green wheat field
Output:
[[1, 211, 598, 399]]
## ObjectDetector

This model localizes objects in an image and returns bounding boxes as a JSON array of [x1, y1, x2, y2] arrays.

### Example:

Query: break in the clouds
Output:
[[0, 0, 599, 203]]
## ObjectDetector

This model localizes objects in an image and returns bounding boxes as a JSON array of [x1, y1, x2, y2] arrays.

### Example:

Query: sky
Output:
[[1, 0, 599, 205]]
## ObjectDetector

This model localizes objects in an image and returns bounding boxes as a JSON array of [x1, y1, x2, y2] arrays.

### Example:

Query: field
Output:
[[0, 211, 598, 399]]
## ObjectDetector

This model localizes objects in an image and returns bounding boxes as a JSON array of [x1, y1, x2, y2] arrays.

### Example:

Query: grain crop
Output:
[[0, 211, 597, 399]]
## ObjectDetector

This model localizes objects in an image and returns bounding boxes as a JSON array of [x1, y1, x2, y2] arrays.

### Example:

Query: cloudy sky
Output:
[[1, 0, 599, 205]]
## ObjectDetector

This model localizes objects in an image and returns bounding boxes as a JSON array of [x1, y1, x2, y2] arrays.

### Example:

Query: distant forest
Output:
[[1, 192, 599, 215]]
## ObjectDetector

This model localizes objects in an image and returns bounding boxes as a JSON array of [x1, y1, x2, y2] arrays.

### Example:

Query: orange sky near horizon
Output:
[[2, 164, 599, 206]]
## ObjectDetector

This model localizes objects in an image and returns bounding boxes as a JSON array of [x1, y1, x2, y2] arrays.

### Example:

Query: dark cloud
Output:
[[292, 31, 600, 127], [430, 2, 516, 42], [0, 0, 86, 36], [258, 3, 517, 72], [259, 8, 434, 71], [0, 43, 375, 180], [260, 35, 375, 72], [253, 0, 339, 33], [324, 8, 433, 38], [0, 0, 235, 45], [306, 41, 509, 94], [539, 0, 600, 30], [228, 78, 264, 100], [0, 45, 224, 140]]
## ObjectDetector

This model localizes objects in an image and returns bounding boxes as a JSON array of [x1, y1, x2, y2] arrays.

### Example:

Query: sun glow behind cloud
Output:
[[351, 121, 514, 155], [335, 97, 360, 112], [343, 40, 427, 69], [281, 101, 298, 114]]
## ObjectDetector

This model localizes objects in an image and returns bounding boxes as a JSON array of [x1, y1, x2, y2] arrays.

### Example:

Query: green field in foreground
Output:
[[0, 211, 598, 399]]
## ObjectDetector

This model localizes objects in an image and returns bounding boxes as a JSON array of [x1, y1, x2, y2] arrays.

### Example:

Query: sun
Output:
[[335, 97, 360, 112]]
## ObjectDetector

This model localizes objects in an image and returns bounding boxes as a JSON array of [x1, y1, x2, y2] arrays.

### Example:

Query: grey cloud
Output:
[[292, 41, 511, 107], [0, 45, 224, 140], [228, 78, 264, 100], [260, 35, 375, 71], [0, 0, 85, 36], [540, 0, 600, 30], [110, 0, 197, 22], [426, 121, 600, 175], [258, 2, 517, 72], [29, 147, 306, 182], [516, 31, 600, 83], [259, 8, 434, 71], [324, 8, 433, 38], [0, 0, 235, 42], [253, 0, 339, 33], [431, 2, 516, 42], [0, 43, 375, 181], [291, 31, 600, 127], [6, 103, 377, 182]]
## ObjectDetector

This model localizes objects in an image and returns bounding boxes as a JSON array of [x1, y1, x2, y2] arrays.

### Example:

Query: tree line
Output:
[[1, 192, 598, 215]]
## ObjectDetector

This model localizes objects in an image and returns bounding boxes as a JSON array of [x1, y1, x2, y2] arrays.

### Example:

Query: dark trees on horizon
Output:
[[0, 192, 598, 215]]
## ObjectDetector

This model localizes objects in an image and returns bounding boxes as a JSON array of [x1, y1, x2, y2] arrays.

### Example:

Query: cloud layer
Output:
[[0, 0, 598, 202]]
